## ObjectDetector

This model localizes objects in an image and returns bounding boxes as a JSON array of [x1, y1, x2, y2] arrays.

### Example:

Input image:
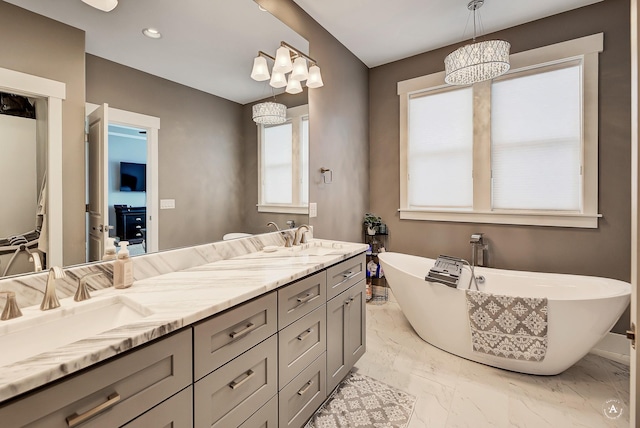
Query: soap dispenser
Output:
[[113, 241, 133, 289], [103, 237, 117, 261]]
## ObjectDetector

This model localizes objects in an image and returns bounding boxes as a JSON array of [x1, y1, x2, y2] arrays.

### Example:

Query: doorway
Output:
[[85, 103, 160, 261]]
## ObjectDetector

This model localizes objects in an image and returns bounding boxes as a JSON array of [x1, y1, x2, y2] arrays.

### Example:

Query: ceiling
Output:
[[3, 0, 307, 104], [292, 0, 603, 67], [5, 0, 603, 103]]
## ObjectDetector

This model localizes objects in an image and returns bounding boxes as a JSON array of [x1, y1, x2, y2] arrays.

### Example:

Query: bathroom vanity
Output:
[[0, 237, 367, 427]]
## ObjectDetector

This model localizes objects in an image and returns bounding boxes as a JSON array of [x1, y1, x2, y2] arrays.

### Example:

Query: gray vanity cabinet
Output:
[[326, 277, 367, 393], [0, 329, 192, 427], [122, 386, 192, 427]]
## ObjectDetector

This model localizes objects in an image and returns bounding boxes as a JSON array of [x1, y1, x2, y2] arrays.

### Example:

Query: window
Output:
[[258, 104, 309, 214], [398, 34, 603, 228]]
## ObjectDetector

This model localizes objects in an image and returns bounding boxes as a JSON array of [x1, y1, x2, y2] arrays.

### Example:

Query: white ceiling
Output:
[[5, 0, 603, 104], [292, 0, 603, 67], [4, 0, 307, 104]]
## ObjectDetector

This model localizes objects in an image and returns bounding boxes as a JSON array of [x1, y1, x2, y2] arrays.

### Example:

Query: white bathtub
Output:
[[377, 252, 631, 375]]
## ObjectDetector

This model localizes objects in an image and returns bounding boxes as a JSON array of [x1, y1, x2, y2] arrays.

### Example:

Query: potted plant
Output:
[[363, 213, 382, 235]]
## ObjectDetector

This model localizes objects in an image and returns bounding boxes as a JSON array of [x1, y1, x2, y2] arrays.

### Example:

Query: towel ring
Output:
[[320, 167, 333, 184]]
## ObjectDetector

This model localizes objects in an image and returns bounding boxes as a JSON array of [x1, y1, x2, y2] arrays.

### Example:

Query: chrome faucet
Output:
[[470, 233, 488, 267], [75, 272, 106, 302], [266, 221, 280, 231], [293, 224, 310, 246], [0, 291, 22, 320], [41, 266, 65, 310]]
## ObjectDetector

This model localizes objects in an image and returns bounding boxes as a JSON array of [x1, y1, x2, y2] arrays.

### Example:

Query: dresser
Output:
[[115, 206, 146, 244]]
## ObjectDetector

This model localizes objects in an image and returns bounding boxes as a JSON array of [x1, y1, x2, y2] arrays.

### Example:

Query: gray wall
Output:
[[368, 0, 631, 332], [256, 0, 370, 243], [0, 2, 86, 266], [86, 55, 245, 249]]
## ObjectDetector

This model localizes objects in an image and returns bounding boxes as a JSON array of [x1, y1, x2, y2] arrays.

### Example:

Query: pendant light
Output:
[[250, 42, 323, 90], [252, 101, 287, 125], [444, 0, 510, 85], [250, 56, 270, 81], [285, 78, 303, 95], [306, 65, 324, 88], [81, 0, 118, 12]]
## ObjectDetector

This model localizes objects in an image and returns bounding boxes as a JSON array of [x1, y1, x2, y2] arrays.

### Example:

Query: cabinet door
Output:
[[123, 386, 192, 428], [326, 280, 367, 393], [239, 395, 278, 428], [278, 353, 326, 428], [346, 280, 366, 368]]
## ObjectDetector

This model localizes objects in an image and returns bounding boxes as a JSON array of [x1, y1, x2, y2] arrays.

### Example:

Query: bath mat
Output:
[[466, 290, 548, 361], [305, 372, 416, 428]]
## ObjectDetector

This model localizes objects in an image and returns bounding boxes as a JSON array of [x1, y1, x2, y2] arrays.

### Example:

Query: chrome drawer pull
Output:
[[342, 271, 357, 279], [229, 369, 255, 390], [296, 292, 316, 304], [135, 225, 141, 229], [135, 217, 142, 221], [229, 322, 256, 340], [297, 380, 313, 396], [297, 328, 314, 341], [66, 393, 121, 427]]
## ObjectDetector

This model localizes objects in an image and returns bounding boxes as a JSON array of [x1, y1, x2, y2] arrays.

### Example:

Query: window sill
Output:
[[399, 209, 600, 228], [257, 204, 309, 215]]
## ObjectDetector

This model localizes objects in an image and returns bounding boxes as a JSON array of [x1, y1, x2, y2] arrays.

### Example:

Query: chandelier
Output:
[[444, 0, 510, 86], [250, 41, 324, 94], [252, 101, 287, 125]]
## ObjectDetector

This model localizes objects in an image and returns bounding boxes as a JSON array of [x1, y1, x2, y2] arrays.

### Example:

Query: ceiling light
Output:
[[81, 0, 118, 12], [251, 55, 270, 81], [252, 102, 287, 125], [306, 65, 324, 88], [273, 46, 293, 74], [142, 28, 162, 39], [250, 42, 323, 91], [285, 78, 303, 94], [291, 57, 309, 82], [269, 70, 288, 89], [444, 0, 510, 85]]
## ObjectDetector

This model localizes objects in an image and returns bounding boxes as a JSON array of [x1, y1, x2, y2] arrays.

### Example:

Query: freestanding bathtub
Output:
[[377, 252, 631, 375]]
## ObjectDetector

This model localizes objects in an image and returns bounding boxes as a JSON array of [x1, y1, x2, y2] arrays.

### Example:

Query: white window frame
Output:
[[398, 33, 603, 228], [257, 104, 309, 214]]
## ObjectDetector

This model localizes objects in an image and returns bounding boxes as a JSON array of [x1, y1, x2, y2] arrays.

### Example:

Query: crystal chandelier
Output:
[[252, 101, 287, 125], [444, 0, 510, 86]]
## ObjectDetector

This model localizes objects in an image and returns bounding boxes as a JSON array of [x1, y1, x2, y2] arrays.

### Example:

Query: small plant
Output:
[[363, 213, 382, 235]]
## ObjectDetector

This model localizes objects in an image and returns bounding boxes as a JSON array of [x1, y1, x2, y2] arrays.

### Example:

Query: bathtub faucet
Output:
[[470, 233, 488, 267]]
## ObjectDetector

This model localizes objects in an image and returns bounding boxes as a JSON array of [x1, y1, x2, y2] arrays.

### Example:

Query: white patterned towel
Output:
[[465, 290, 548, 362]]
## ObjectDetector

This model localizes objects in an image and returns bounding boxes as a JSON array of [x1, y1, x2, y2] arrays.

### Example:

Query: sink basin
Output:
[[0, 295, 153, 367]]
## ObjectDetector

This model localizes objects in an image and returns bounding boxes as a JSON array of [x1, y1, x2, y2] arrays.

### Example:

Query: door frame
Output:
[[0, 67, 65, 267], [631, 0, 639, 425], [86, 103, 160, 254]]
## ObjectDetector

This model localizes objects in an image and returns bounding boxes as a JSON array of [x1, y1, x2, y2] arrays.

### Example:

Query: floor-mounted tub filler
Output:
[[377, 252, 630, 375]]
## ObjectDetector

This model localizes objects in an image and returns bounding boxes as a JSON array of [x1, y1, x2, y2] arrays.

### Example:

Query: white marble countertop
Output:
[[0, 239, 367, 402]]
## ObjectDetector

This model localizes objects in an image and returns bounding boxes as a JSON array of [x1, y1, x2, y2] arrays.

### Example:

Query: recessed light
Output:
[[258, 5, 267, 12], [142, 28, 162, 39]]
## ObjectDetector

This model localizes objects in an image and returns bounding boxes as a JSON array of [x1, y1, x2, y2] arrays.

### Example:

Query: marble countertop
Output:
[[0, 239, 367, 402]]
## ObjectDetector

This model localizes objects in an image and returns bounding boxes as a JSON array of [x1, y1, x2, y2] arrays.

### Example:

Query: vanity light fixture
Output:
[[81, 0, 118, 12], [142, 28, 162, 39], [250, 41, 324, 93], [444, 0, 510, 85]]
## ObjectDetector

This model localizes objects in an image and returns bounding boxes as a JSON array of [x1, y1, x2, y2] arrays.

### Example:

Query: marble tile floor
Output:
[[355, 292, 630, 428]]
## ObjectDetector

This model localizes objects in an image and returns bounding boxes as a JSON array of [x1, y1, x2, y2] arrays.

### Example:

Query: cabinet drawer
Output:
[[0, 329, 192, 428], [278, 271, 326, 328], [195, 335, 277, 428], [239, 395, 278, 428], [194, 291, 277, 380], [123, 386, 192, 427], [278, 305, 326, 389], [278, 353, 326, 428], [326, 254, 365, 300]]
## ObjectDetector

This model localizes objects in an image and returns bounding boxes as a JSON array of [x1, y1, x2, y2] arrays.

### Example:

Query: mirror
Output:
[[0, 1, 310, 276]]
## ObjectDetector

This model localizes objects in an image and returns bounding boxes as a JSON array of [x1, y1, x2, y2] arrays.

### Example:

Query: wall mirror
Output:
[[0, 0, 310, 277]]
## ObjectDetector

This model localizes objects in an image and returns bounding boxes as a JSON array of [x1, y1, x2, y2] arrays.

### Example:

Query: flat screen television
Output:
[[120, 162, 146, 192]]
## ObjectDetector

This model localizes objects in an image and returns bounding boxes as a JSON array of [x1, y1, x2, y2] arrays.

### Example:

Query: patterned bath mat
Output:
[[305, 372, 416, 428]]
